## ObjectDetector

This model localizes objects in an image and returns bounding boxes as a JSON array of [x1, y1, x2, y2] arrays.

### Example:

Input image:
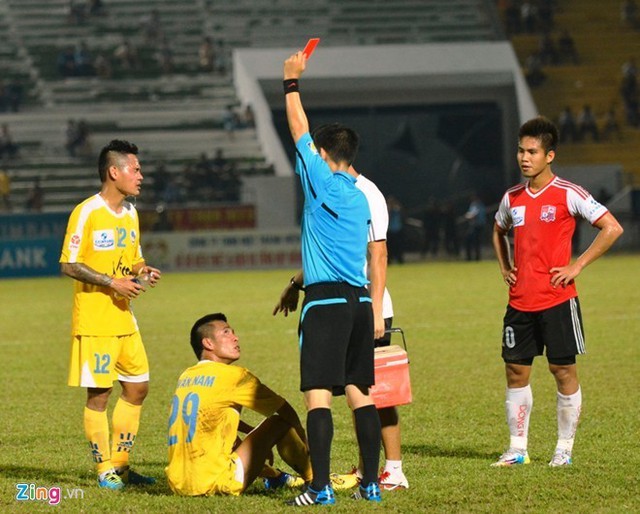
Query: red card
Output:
[[302, 38, 320, 59]]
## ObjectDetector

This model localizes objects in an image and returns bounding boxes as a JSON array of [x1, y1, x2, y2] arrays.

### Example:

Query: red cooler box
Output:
[[370, 344, 412, 409]]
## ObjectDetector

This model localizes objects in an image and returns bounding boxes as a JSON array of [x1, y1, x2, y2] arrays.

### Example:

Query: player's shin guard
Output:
[[110, 398, 141, 469], [505, 385, 533, 451], [84, 407, 112, 475], [556, 387, 581, 452], [306, 408, 333, 490], [277, 427, 313, 482], [354, 405, 382, 486]]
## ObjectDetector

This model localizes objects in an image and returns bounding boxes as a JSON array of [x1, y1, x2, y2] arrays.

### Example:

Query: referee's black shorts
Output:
[[298, 282, 374, 395]]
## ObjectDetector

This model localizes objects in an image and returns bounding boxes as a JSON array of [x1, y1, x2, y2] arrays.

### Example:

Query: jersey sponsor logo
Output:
[[69, 234, 81, 251], [93, 230, 115, 250], [307, 140, 318, 155], [540, 205, 556, 222], [511, 206, 525, 227]]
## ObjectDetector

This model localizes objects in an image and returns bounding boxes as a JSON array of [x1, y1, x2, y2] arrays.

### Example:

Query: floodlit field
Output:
[[1, 255, 638, 513]]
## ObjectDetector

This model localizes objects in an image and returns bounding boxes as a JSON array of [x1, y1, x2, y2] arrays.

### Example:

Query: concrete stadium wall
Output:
[[233, 41, 537, 185]]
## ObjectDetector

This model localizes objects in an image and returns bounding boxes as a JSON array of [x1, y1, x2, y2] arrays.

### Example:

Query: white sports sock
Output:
[[556, 387, 582, 452], [505, 385, 533, 451], [383, 460, 403, 475]]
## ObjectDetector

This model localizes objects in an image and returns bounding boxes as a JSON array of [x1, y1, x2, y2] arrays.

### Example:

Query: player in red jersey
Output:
[[491, 116, 623, 467]]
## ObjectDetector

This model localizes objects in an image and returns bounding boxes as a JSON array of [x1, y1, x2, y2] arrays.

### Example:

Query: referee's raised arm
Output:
[[284, 52, 309, 143]]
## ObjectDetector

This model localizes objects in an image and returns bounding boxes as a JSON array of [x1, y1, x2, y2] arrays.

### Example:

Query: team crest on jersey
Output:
[[68, 233, 81, 251], [93, 229, 115, 250], [307, 140, 318, 155], [130, 229, 137, 244], [540, 205, 556, 222], [511, 206, 525, 227]]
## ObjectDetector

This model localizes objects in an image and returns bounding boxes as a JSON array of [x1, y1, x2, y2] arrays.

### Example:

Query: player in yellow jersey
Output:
[[166, 312, 313, 496], [60, 139, 161, 490]]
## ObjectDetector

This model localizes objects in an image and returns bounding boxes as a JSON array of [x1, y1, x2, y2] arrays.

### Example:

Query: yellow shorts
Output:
[[67, 332, 149, 388], [206, 453, 244, 496]]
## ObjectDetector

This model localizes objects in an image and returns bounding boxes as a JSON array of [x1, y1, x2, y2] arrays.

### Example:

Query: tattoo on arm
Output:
[[64, 262, 112, 287]]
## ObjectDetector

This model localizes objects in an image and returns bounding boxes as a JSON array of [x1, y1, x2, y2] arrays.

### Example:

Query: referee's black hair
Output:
[[98, 139, 139, 183], [311, 123, 359, 167], [190, 312, 227, 359], [519, 116, 558, 153]]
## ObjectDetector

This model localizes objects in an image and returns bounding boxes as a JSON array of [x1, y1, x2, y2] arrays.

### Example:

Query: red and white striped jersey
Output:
[[495, 175, 608, 311]]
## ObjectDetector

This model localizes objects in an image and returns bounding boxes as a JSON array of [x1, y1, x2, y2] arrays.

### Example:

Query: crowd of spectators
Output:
[[620, 57, 640, 127], [149, 149, 245, 206], [0, 168, 10, 211], [198, 37, 228, 74], [57, 42, 99, 78], [0, 172, 45, 213], [558, 104, 626, 144], [501, 1, 639, 141], [0, 124, 19, 160], [65, 119, 91, 157], [222, 103, 255, 140], [524, 29, 581, 87], [499, 0, 557, 36], [67, 0, 106, 25], [0, 80, 24, 113], [56, 6, 232, 80], [621, 0, 639, 30], [25, 176, 44, 212], [496, 2, 583, 88]]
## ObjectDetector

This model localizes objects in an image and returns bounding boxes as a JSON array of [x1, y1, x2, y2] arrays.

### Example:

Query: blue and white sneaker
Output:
[[287, 484, 336, 506], [491, 448, 530, 467], [98, 470, 124, 491], [549, 449, 572, 467], [265, 471, 304, 490], [351, 481, 381, 502]]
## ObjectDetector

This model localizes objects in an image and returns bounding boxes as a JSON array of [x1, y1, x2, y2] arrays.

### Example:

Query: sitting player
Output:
[[166, 312, 312, 496]]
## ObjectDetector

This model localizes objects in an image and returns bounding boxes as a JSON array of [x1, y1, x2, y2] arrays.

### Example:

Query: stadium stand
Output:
[[0, 0, 503, 212], [505, 0, 640, 184]]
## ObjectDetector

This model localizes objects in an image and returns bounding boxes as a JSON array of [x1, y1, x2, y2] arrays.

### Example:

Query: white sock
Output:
[[383, 460, 404, 476], [505, 384, 533, 451], [556, 387, 582, 452]]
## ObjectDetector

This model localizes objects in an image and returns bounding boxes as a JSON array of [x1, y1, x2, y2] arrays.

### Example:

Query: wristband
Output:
[[290, 276, 304, 291], [283, 79, 299, 94]]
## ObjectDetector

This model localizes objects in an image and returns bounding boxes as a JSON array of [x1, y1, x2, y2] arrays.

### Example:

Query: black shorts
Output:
[[374, 317, 393, 348], [501, 297, 585, 363], [299, 282, 374, 394]]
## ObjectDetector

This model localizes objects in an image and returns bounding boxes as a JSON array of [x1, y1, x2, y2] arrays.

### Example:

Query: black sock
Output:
[[306, 408, 333, 490], [353, 405, 381, 486]]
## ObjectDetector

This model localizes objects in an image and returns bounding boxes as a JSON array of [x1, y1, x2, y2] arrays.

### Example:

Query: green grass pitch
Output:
[[1, 255, 638, 512]]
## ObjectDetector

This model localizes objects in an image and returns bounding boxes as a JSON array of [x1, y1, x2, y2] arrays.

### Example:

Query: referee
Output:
[[283, 51, 381, 506]]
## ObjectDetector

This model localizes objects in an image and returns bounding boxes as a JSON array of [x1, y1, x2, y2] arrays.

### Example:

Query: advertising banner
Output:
[[0, 236, 62, 277], [142, 229, 301, 271]]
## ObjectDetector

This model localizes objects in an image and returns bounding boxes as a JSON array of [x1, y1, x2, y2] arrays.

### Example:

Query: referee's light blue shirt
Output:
[[295, 133, 370, 287]]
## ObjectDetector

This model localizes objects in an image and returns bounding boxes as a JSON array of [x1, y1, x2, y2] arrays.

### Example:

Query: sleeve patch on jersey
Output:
[[540, 205, 556, 222], [588, 198, 605, 218], [307, 140, 318, 155], [93, 229, 115, 250], [69, 233, 81, 251], [511, 206, 526, 227]]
